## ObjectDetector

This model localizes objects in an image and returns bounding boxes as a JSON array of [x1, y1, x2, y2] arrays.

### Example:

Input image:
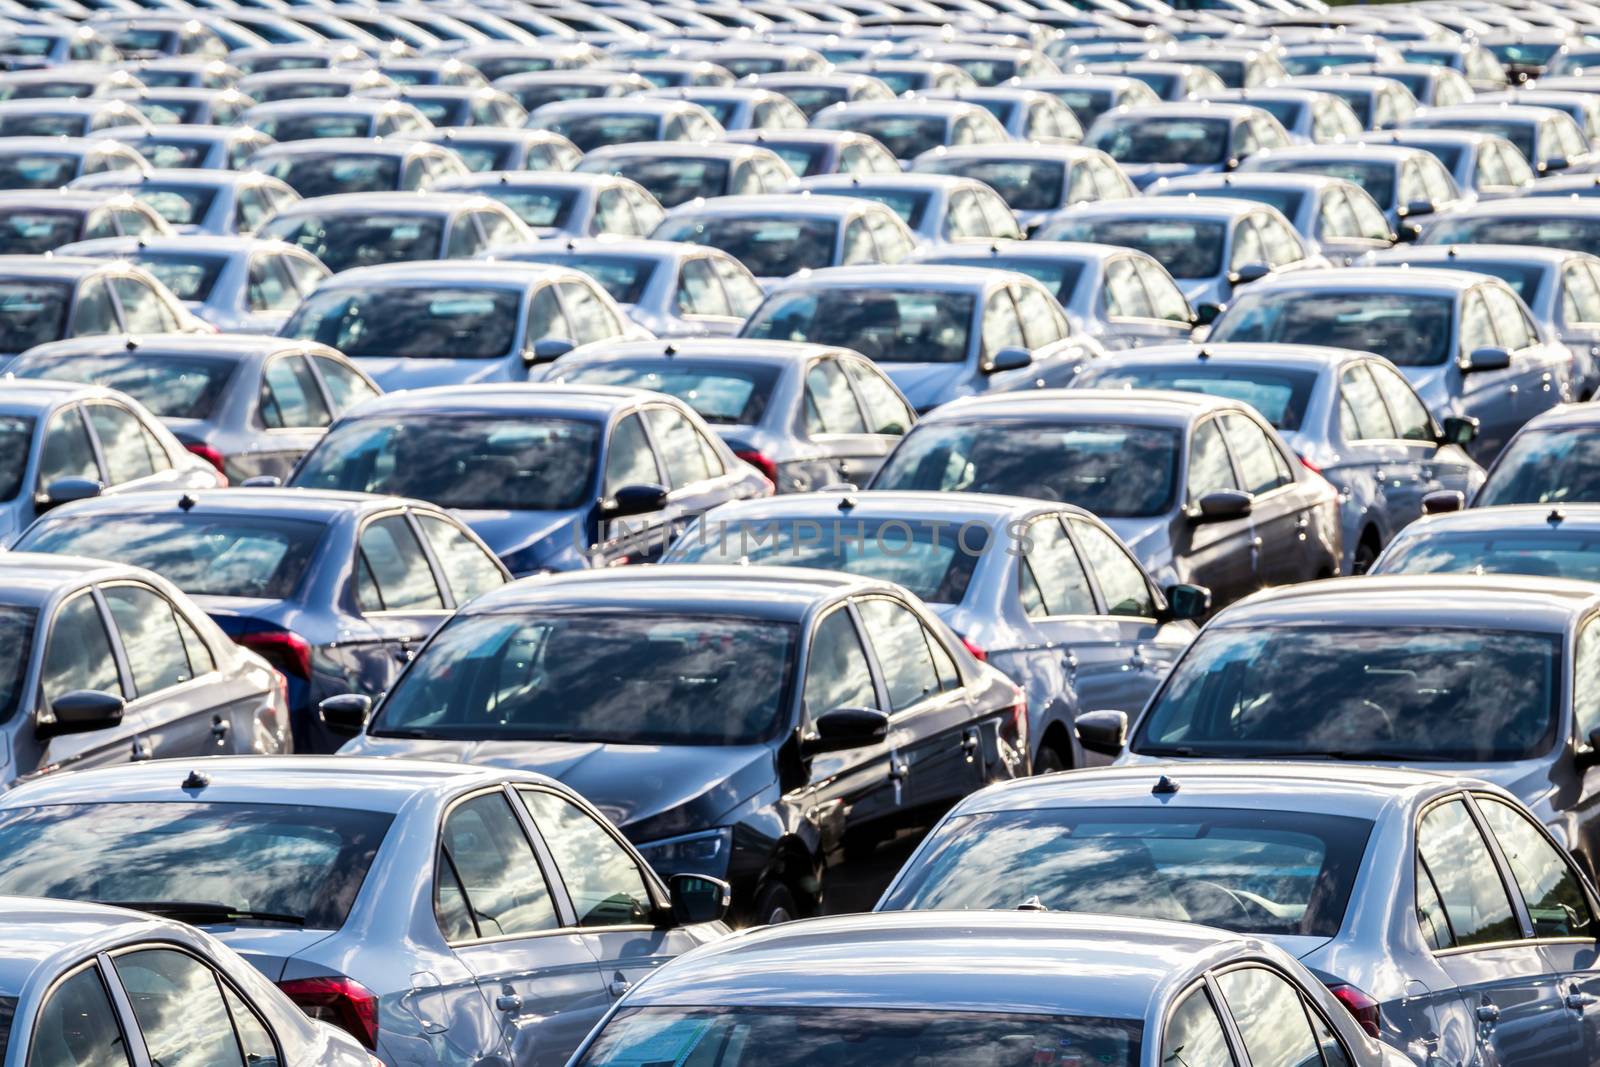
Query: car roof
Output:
[[1215, 574, 1600, 630], [805, 172, 978, 193], [0, 254, 113, 282], [1155, 171, 1349, 194], [530, 96, 704, 117], [698, 489, 1091, 525], [1248, 143, 1417, 165], [1401, 503, 1600, 536], [914, 142, 1102, 164], [29, 486, 425, 524], [311, 259, 577, 290], [1416, 103, 1568, 125], [582, 140, 765, 162], [0, 188, 132, 212], [270, 191, 488, 217], [248, 137, 429, 158], [438, 170, 618, 192], [762, 263, 1013, 292], [0, 136, 128, 156], [1370, 243, 1575, 268], [77, 167, 262, 189], [342, 382, 656, 421], [560, 338, 850, 365], [16, 332, 333, 363], [1522, 402, 1600, 430], [922, 387, 1235, 424], [57, 234, 306, 258], [1435, 198, 1600, 219], [726, 128, 874, 146], [816, 98, 988, 118], [243, 97, 405, 116], [0, 552, 144, 607], [664, 193, 876, 218], [0, 897, 179, 998], [1060, 196, 1272, 222], [1081, 341, 1367, 370], [1100, 102, 1262, 123], [1243, 266, 1481, 294]]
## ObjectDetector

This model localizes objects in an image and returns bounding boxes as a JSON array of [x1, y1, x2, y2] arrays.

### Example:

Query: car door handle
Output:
[[1568, 992, 1597, 1011], [394, 642, 415, 663], [961, 728, 980, 758], [1476, 1003, 1500, 1024], [131, 738, 152, 762], [609, 976, 633, 998], [210, 716, 229, 743], [888, 755, 909, 781], [495, 992, 522, 1013]]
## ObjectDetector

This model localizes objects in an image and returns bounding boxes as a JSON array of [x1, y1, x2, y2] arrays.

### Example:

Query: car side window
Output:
[[247, 256, 299, 312], [111, 276, 179, 333], [1072, 519, 1156, 618], [1065, 162, 1097, 205], [712, 255, 764, 316], [234, 184, 269, 233], [1187, 418, 1238, 503], [805, 606, 879, 716], [981, 289, 1026, 358], [1220, 413, 1289, 496], [518, 788, 655, 927], [1014, 283, 1066, 349], [38, 405, 100, 488], [1135, 260, 1192, 323], [312, 355, 379, 412], [526, 284, 571, 344], [558, 281, 623, 345], [1416, 798, 1521, 948], [70, 277, 118, 336], [1161, 986, 1238, 1067], [1476, 797, 1596, 940], [804, 360, 869, 436], [1339, 365, 1397, 442], [1104, 257, 1153, 320], [114, 948, 262, 1067], [1257, 216, 1304, 267], [1367, 363, 1433, 442], [677, 257, 731, 317], [843, 359, 911, 435], [445, 216, 485, 258], [416, 514, 506, 605], [1348, 189, 1391, 240], [104, 585, 194, 695], [840, 217, 876, 265], [1214, 967, 1325, 1067], [83, 210, 117, 241], [864, 211, 912, 264], [1482, 284, 1537, 350], [1476, 143, 1511, 189], [438, 791, 560, 938], [1460, 290, 1498, 355], [259, 355, 332, 430], [1562, 265, 1600, 326], [31, 964, 133, 1067], [282, 254, 330, 296], [357, 515, 445, 611], [87, 403, 168, 483], [645, 407, 713, 487], [1020, 516, 1095, 618], [1577, 618, 1600, 745], [1418, 157, 1455, 206], [1229, 217, 1267, 272], [856, 597, 939, 712], [605, 413, 663, 494], [977, 190, 1018, 238], [42, 591, 124, 712], [946, 189, 989, 239], [594, 187, 637, 236]]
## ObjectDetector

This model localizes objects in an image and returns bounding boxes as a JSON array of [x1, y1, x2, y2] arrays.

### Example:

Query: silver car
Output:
[[801, 172, 1023, 249], [1360, 128, 1537, 202], [246, 138, 472, 198], [0, 255, 206, 360], [0, 135, 149, 191], [1199, 87, 1366, 144], [1150, 172, 1397, 266], [721, 128, 903, 179], [422, 126, 582, 173], [435, 170, 664, 239], [255, 191, 531, 274], [105, 122, 274, 170], [575, 141, 797, 209], [69, 166, 300, 236], [0, 756, 730, 1067], [810, 98, 1011, 164], [909, 143, 1138, 234], [1239, 142, 1467, 237]]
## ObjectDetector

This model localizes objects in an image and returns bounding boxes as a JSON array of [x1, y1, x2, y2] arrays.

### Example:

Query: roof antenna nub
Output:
[[1152, 774, 1180, 795], [182, 769, 209, 790], [178, 493, 197, 511], [1550, 507, 1565, 524], [1016, 895, 1048, 912], [1196, 348, 1210, 360], [837, 494, 856, 511]]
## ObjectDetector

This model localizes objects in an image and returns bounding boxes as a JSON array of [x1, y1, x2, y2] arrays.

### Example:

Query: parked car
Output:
[[575, 141, 795, 208], [0, 255, 207, 361], [1150, 172, 1396, 266], [338, 565, 1027, 922], [0, 897, 372, 1067], [835, 58, 979, 96], [1279, 74, 1419, 130], [722, 128, 903, 179], [0, 188, 170, 254], [0, 97, 151, 138], [1404, 102, 1597, 176], [1239, 142, 1467, 236], [397, 84, 525, 128], [567, 911, 1410, 1067], [285, 383, 770, 573], [880, 763, 1600, 1067], [1474, 403, 1600, 508], [638, 86, 808, 133], [871, 388, 1342, 606], [435, 170, 663, 238], [801, 173, 1023, 248], [1018, 72, 1162, 129], [0, 135, 148, 191], [246, 138, 471, 197], [751, 71, 897, 119], [1082, 102, 1291, 189], [106, 121, 273, 170], [422, 126, 581, 173], [1080, 60, 1227, 104], [113, 85, 254, 125], [810, 98, 1011, 164], [1361, 129, 1537, 202], [0, 756, 730, 1063], [491, 70, 652, 116], [69, 166, 299, 236], [910, 143, 1137, 233], [524, 96, 723, 152], [1373, 503, 1600, 580], [240, 96, 432, 142], [1421, 199, 1600, 256], [1201, 87, 1365, 144], [256, 191, 530, 273]]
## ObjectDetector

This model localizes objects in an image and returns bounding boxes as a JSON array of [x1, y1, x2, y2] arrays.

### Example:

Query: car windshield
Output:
[[1425, 215, 1600, 254], [1250, 158, 1395, 208], [831, 188, 928, 228], [20, 512, 323, 598], [825, 115, 947, 159], [517, 254, 654, 303], [1477, 429, 1600, 506], [259, 213, 443, 273], [882, 806, 1372, 937], [129, 137, 210, 168], [669, 517, 990, 603], [870, 70, 923, 95], [1133, 625, 1560, 761], [253, 113, 373, 140], [1048, 87, 1114, 126], [1176, 185, 1304, 221], [291, 414, 601, 510], [926, 254, 1086, 304], [874, 420, 1180, 518], [483, 187, 576, 228], [1041, 218, 1224, 279], [783, 85, 848, 116], [1089, 117, 1229, 165], [511, 84, 609, 112], [604, 158, 728, 208], [655, 215, 838, 276], [548, 113, 660, 151], [0, 114, 88, 137], [126, 183, 217, 227], [0, 281, 70, 351], [449, 142, 514, 172], [745, 288, 975, 363], [927, 159, 1063, 211], [9, 353, 235, 419], [283, 286, 522, 359], [552, 360, 778, 424], [0, 802, 392, 929], [407, 98, 462, 125], [577, 1007, 1141, 1067], [371, 612, 796, 745], [259, 154, 400, 198], [0, 211, 80, 255], [1487, 41, 1563, 65], [767, 141, 828, 176], [0, 152, 78, 189], [1244, 98, 1306, 130], [1075, 365, 1318, 430], [1418, 119, 1536, 163], [1375, 529, 1600, 581], [113, 251, 226, 302], [1212, 290, 1455, 367], [1407, 260, 1544, 304]]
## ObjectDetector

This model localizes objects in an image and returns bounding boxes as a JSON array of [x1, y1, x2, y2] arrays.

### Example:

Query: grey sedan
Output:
[[1474, 403, 1600, 508], [800, 172, 1024, 248], [257, 191, 531, 274], [436, 171, 664, 239], [909, 143, 1138, 234], [575, 141, 796, 208], [1373, 503, 1600, 581], [1240, 142, 1466, 237], [69, 166, 300, 237], [246, 138, 472, 198], [1150, 172, 1397, 266]]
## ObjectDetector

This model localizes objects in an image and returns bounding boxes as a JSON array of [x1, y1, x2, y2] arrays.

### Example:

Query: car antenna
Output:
[[1152, 774, 1180, 795], [182, 769, 209, 791], [837, 494, 856, 511], [1549, 507, 1566, 525], [1196, 348, 1210, 360], [1016, 895, 1048, 911], [663, 343, 677, 356], [178, 493, 197, 511]]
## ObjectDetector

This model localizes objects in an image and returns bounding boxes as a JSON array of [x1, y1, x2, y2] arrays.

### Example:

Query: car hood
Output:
[[454, 508, 589, 572], [343, 734, 776, 841], [879, 362, 976, 412], [1119, 161, 1218, 188], [348, 355, 520, 391]]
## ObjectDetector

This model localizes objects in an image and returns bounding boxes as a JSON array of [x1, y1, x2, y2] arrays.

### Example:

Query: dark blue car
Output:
[[12, 487, 509, 752]]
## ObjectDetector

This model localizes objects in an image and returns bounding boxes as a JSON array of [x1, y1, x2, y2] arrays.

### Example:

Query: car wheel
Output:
[[1352, 530, 1381, 575], [753, 880, 798, 926], [1034, 744, 1068, 775]]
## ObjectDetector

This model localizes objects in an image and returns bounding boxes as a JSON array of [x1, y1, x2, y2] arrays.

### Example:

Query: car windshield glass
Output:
[[549, 114, 659, 151], [871, 70, 922, 95], [518, 254, 654, 303], [260, 213, 443, 274], [1212, 290, 1454, 367], [0, 281, 70, 351], [1375, 529, 1600, 581], [828, 115, 947, 159], [0, 115, 88, 137], [132, 138, 210, 168], [784, 86, 847, 115], [486, 187, 576, 228], [1177, 185, 1303, 220], [19, 514, 324, 598], [372, 612, 796, 745], [1488, 41, 1563, 65], [1049, 87, 1113, 126], [1133, 625, 1560, 761], [0, 802, 392, 929], [0, 211, 81, 255], [606, 158, 729, 208], [1076, 365, 1318, 430], [1251, 158, 1394, 208], [1477, 429, 1600, 506], [255, 114, 373, 140], [0, 152, 77, 189], [928, 254, 1086, 304], [874, 420, 1180, 518], [115, 252, 226, 302], [768, 141, 827, 176], [1041, 218, 1224, 279], [831, 188, 928, 228], [261, 154, 400, 197], [1426, 215, 1600, 254], [1419, 119, 1536, 162], [291, 414, 601, 510], [1245, 98, 1305, 129], [655, 215, 839, 276], [450, 142, 513, 171], [283, 286, 521, 359], [882, 806, 1372, 937], [1089, 117, 1229, 164], [577, 1007, 1141, 1067], [745, 288, 975, 363], [669, 517, 990, 603], [9, 353, 235, 418], [552, 359, 778, 424], [0, 34, 53, 56], [1410, 260, 1543, 304], [407, 98, 460, 125], [125, 183, 216, 226], [931, 159, 1063, 211], [1407, 141, 1464, 172]]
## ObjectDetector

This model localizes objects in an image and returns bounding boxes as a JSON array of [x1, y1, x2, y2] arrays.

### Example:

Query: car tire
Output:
[[1353, 530, 1381, 575], [1034, 744, 1068, 774], [753, 880, 798, 926]]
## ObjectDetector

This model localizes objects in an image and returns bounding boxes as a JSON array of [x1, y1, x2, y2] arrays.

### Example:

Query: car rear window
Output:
[[9, 352, 237, 419], [1075, 364, 1319, 430], [551, 359, 779, 424], [112, 252, 228, 303]]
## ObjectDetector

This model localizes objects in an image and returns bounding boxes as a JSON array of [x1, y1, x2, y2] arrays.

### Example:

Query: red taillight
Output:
[[235, 630, 312, 681], [960, 635, 987, 661], [1002, 684, 1027, 750], [1328, 983, 1380, 1038], [184, 442, 230, 485], [278, 976, 379, 1049], [733, 449, 779, 487], [1297, 452, 1321, 475]]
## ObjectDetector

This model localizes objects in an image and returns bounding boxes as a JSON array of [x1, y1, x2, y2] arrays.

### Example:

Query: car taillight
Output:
[[1328, 983, 1380, 1038], [183, 442, 230, 485], [278, 976, 379, 1049], [733, 449, 779, 487], [1297, 452, 1321, 475], [960, 635, 987, 661], [235, 630, 312, 681], [1001, 684, 1027, 751]]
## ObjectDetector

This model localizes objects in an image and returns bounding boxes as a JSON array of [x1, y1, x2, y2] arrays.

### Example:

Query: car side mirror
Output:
[[668, 873, 731, 925], [1193, 303, 1223, 326], [524, 338, 574, 364], [318, 693, 372, 736], [39, 689, 125, 738], [1542, 156, 1571, 173], [983, 345, 1032, 373], [1161, 582, 1211, 622], [1224, 156, 1240, 171], [1227, 261, 1270, 286], [1421, 489, 1465, 515], [35, 476, 102, 511], [1462, 346, 1512, 373], [239, 475, 282, 488], [1190, 489, 1252, 523], [1073, 709, 1127, 757], [602, 483, 669, 519], [801, 705, 889, 755], [1438, 414, 1479, 446], [1401, 197, 1435, 218]]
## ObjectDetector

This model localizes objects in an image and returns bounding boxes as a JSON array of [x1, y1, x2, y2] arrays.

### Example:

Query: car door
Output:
[[108, 274, 182, 334], [245, 254, 304, 328], [414, 511, 510, 607], [1160, 983, 1241, 1067], [33, 402, 100, 505], [1013, 512, 1124, 714], [1176, 415, 1258, 605], [1071, 516, 1189, 698], [248, 352, 332, 481], [1416, 796, 1571, 1067], [673, 255, 743, 336], [1484, 281, 1568, 429], [592, 410, 673, 566], [1369, 359, 1478, 519], [437, 788, 610, 1067], [34, 587, 150, 773], [110, 944, 290, 1067], [67, 275, 119, 341], [27, 960, 138, 1067], [839, 354, 914, 481], [1458, 285, 1524, 458], [82, 400, 182, 496], [305, 351, 381, 419], [641, 404, 738, 554], [1219, 412, 1315, 586], [800, 356, 879, 488], [1558, 261, 1600, 396], [516, 786, 701, 1002], [352, 511, 452, 670], [1212, 964, 1359, 1067]]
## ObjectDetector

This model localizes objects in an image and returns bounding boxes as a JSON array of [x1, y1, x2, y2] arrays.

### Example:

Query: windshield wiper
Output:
[[95, 900, 306, 927]]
